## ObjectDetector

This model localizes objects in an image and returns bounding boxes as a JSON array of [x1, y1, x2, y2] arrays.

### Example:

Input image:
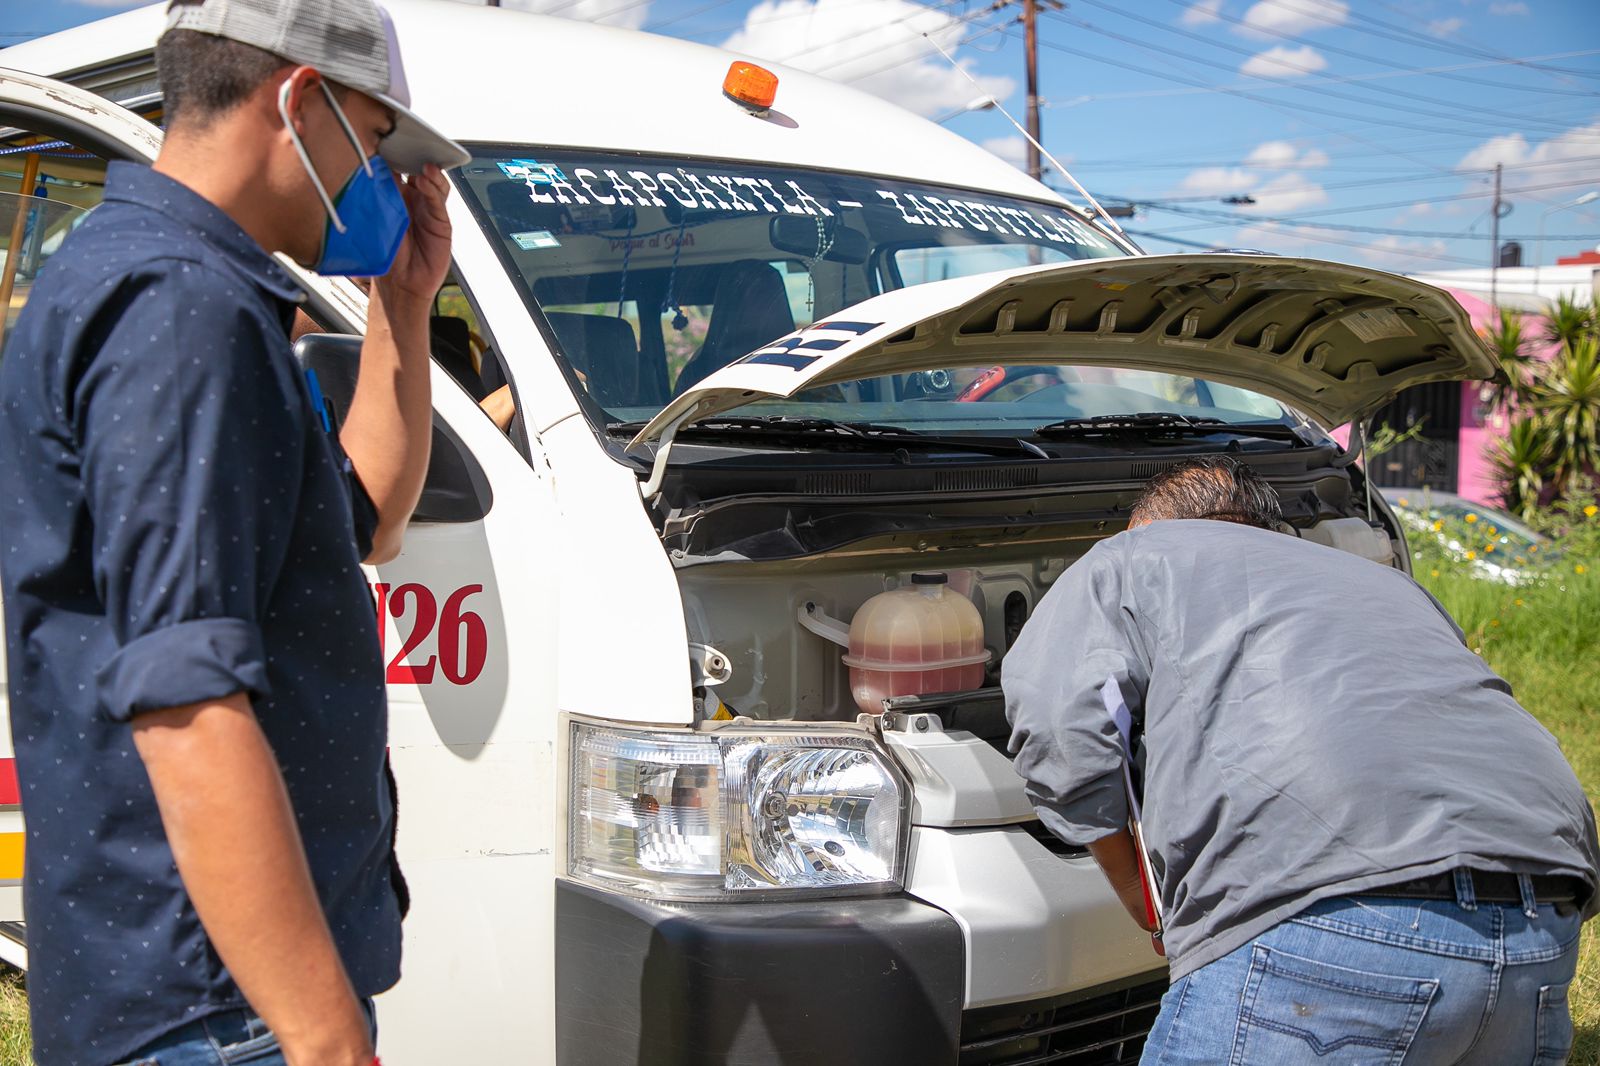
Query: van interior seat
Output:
[[543, 311, 649, 408], [673, 260, 795, 395], [430, 314, 489, 401]]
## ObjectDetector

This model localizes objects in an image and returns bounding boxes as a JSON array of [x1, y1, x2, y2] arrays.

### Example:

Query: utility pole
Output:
[[1023, 0, 1041, 181]]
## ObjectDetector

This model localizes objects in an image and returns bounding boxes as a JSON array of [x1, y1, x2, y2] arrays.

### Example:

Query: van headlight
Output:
[[567, 720, 909, 900]]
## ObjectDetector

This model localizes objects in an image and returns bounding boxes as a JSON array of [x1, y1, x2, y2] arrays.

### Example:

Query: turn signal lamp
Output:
[[723, 61, 779, 113]]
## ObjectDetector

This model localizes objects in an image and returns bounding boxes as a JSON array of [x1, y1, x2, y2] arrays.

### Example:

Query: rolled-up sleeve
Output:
[[74, 263, 305, 722], [1003, 538, 1150, 845]]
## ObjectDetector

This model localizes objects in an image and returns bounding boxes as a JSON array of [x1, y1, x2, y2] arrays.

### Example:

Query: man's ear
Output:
[[273, 65, 323, 138]]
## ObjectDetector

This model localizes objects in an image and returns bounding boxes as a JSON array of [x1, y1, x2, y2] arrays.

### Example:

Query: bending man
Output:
[[1004, 457, 1597, 1063]]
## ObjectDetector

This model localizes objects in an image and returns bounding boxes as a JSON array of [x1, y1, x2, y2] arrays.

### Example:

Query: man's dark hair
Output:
[[1128, 456, 1284, 530], [156, 29, 290, 130]]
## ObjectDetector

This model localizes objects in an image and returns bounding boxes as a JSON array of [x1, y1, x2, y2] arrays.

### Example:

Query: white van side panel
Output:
[[369, 376, 562, 1064]]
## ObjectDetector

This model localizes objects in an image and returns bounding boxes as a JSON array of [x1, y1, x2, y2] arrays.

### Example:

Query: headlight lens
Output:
[[568, 720, 908, 900]]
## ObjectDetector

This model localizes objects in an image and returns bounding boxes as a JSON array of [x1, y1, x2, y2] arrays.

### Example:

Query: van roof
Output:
[[4, 0, 1084, 213]]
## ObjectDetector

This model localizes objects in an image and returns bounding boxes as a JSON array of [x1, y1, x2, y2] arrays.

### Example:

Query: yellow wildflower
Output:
[[1491, 619, 1500, 627], [1465, 551, 1477, 560], [1529, 544, 1538, 552], [1578, 564, 1589, 575], [1587, 504, 1598, 518], [1514, 598, 1525, 606], [1465, 513, 1478, 523], [1485, 544, 1495, 553], [1398, 497, 1410, 507], [1432, 520, 1444, 532]]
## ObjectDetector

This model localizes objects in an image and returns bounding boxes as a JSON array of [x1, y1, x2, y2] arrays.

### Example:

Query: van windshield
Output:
[[455, 148, 1290, 436]]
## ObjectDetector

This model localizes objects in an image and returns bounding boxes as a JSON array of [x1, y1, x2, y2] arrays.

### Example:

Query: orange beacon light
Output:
[[723, 61, 779, 113]]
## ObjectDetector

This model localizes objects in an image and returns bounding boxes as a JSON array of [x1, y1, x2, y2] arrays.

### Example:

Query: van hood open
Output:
[[629, 254, 1498, 454]]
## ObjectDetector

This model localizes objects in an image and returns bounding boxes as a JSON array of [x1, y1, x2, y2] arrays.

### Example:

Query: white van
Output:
[[0, 3, 1496, 1062]]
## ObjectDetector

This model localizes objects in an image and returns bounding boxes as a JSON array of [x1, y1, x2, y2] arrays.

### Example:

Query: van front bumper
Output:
[[555, 878, 964, 1066]]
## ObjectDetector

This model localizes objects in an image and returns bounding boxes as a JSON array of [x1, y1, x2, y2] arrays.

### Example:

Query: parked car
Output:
[[1382, 488, 1553, 584], [0, 3, 1499, 1061]]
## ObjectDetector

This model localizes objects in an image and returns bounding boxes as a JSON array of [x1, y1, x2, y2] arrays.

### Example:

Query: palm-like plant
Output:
[[1486, 416, 1555, 520], [1534, 333, 1600, 492], [1542, 294, 1597, 353], [1483, 308, 1539, 412]]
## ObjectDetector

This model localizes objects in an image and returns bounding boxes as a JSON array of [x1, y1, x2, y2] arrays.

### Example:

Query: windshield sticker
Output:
[[510, 229, 560, 251], [498, 159, 565, 184], [512, 159, 1113, 251]]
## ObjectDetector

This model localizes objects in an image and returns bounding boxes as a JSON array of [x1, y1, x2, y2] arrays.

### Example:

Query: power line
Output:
[[1153, 0, 1600, 86], [1040, 49, 1600, 109], [1139, 200, 1600, 241], [1025, 30, 1475, 174], [642, 0, 741, 33], [1046, 7, 1590, 140], [1124, 225, 1485, 266]]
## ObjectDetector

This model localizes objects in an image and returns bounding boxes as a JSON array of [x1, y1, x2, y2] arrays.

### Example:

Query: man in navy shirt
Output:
[[0, 0, 467, 1062]]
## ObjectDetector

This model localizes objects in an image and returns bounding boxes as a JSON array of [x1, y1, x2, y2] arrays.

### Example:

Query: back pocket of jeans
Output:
[[1536, 980, 1573, 1065], [1232, 944, 1437, 1066]]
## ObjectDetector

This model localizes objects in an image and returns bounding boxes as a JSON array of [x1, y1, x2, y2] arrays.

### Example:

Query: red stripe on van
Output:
[[0, 760, 17, 806]]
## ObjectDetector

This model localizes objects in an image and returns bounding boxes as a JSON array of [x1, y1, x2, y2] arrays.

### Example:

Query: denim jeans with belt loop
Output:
[[111, 999, 377, 1066], [1142, 871, 1582, 1065]]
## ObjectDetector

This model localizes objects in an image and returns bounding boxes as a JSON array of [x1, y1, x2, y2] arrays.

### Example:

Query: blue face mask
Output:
[[278, 78, 411, 278]]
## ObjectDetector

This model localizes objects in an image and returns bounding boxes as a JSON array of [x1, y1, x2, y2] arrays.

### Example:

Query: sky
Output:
[[6, 0, 1599, 276]]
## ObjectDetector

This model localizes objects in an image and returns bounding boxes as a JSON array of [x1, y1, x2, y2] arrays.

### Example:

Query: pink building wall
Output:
[[1445, 288, 1558, 507], [1328, 288, 1552, 507]]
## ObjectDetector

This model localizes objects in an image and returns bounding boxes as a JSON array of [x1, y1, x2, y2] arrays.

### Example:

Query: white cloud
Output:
[[722, 0, 1016, 119], [980, 136, 1028, 169], [1182, 0, 1225, 25], [1229, 221, 1450, 272], [1237, 0, 1349, 38], [496, 0, 650, 29], [1175, 140, 1329, 206], [1178, 167, 1259, 197], [1240, 44, 1329, 77], [1456, 119, 1600, 193], [1488, 1, 1529, 13], [1242, 172, 1329, 212], [1244, 140, 1328, 168], [1428, 16, 1465, 34]]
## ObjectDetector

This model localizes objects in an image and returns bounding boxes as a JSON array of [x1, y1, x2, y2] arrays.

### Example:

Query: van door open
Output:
[[0, 69, 168, 961]]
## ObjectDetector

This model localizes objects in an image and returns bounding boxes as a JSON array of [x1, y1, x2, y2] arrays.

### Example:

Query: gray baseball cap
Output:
[[166, 0, 470, 173]]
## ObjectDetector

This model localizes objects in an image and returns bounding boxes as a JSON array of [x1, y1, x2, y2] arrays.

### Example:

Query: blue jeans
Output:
[[1143, 874, 1582, 1065], [112, 1000, 375, 1066]]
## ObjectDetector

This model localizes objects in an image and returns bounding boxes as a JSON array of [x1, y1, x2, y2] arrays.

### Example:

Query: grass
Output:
[[1417, 555, 1600, 1064], [0, 968, 27, 1066]]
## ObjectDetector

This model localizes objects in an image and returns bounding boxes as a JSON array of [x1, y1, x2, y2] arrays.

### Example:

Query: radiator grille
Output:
[[959, 978, 1166, 1065], [1019, 819, 1088, 858]]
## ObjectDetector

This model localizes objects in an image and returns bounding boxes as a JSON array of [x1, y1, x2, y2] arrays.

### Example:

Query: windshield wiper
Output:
[[1031, 413, 1305, 442], [608, 415, 1051, 458]]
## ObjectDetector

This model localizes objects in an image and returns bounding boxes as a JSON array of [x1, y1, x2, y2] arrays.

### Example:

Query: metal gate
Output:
[[1368, 381, 1461, 491]]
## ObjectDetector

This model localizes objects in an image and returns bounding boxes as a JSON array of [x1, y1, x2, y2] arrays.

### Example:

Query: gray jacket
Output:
[[1004, 519, 1598, 979]]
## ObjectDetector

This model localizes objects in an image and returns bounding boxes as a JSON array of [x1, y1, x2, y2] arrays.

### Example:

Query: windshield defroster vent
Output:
[[795, 467, 1042, 496], [799, 471, 874, 495], [936, 466, 1040, 492]]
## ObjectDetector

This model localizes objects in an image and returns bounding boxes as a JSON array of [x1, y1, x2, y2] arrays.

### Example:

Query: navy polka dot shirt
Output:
[[0, 162, 401, 1064]]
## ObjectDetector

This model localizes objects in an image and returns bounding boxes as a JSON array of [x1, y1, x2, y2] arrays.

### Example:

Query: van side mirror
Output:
[[291, 333, 492, 524]]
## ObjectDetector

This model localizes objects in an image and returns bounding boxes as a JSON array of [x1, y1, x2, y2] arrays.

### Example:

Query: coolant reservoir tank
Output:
[[842, 572, 990, 715]]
